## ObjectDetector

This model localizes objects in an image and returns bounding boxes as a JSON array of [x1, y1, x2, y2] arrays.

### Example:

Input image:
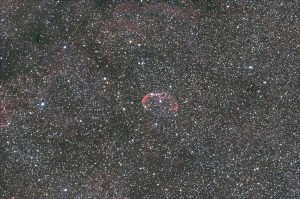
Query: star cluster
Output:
[[1, 0, 300, 198]]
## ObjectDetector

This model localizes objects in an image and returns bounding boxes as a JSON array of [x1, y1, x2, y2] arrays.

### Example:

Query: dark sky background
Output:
[[1, 0, 300, 198]]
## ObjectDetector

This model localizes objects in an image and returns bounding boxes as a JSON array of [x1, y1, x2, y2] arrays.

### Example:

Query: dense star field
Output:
[[1, 0, 300, 198]]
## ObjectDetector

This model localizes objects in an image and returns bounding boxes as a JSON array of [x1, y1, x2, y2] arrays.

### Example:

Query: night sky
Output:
[[1, 0, 300, 198]]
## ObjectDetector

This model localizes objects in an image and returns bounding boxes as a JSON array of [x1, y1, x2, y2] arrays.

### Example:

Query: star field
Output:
[[1, 0, 300, 198]]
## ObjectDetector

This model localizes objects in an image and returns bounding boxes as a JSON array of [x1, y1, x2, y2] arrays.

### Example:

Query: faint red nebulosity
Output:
[[141, 92, 179, 116]]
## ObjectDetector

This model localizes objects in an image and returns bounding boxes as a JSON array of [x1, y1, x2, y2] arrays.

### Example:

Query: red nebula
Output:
[[141, 92, 179, 116]]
